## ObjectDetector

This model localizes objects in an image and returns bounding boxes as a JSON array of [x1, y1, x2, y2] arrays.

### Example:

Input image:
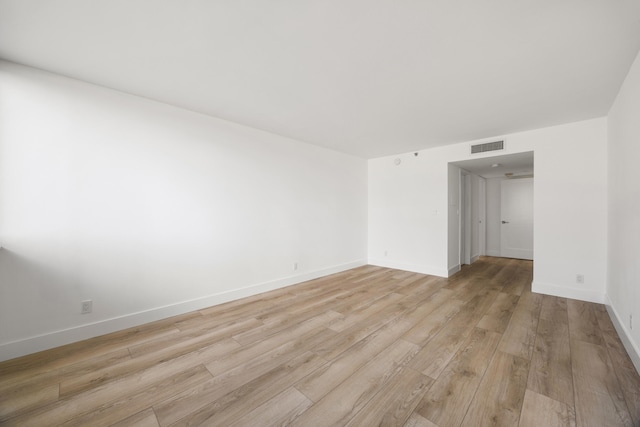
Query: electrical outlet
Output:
[[576, 274, 584, 284], [630, 314, 633, 330], [384, 250, 388, 257], [81, 300, 92, 314], [293, 262, 298, 271]]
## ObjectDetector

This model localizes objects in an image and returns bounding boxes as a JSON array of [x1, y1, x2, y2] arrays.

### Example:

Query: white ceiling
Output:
[[1, 1, 639, 159]]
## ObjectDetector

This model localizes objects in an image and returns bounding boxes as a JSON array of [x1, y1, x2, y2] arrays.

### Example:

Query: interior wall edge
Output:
[[0, 258, 366, 362], [448, 265, 461, 277], [605, 295, 640, 375]]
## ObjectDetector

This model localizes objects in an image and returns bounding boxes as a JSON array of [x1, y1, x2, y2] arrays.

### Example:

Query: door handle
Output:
[[502, 220, 509, 224]]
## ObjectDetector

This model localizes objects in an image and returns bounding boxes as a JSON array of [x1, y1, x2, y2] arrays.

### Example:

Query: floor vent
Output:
[[471, 140, 504, 154]]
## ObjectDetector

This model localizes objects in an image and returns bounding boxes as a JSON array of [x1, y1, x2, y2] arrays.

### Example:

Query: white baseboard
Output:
[[0, 259, 366, 362], [486, 250, 501, 257], [470, 255, 480, 264], [368, 258, 448, 278], [605, 295, 640, 375], [531, 281, 606, 304]]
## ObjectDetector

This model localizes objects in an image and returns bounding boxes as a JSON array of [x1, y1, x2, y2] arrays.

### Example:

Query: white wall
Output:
[[369, 118, 608, 303], [0, 61, 368, 361], [368, 151, 450, 277], [607, 49, 640, 372]]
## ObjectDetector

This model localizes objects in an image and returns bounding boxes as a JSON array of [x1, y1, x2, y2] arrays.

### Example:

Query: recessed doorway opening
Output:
[[449, 151, 534, 271]]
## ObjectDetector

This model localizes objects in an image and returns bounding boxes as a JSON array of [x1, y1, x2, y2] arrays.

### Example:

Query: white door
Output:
[[478, 178, 486, 257], [462, 174, 471, 265], [500, 178, 533, 260]]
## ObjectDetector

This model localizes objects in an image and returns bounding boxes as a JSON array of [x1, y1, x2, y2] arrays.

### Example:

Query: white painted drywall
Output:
[[0, 61, 368, 361], [607, 49, 640, 372], [369, 118, 608, 303], [368, 151, 450, 277]]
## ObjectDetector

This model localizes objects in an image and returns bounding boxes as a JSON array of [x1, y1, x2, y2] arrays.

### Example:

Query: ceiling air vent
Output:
[[470, 140, 504, 154]]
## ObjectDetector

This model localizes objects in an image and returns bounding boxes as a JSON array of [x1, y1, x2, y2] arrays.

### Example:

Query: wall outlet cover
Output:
[[81, 300, 93, 314]]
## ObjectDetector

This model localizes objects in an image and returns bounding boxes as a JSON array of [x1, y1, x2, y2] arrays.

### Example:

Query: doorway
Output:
[[450, 151, 534, 266]]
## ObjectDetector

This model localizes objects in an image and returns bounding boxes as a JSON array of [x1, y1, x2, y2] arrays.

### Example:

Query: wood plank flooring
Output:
[[1, 257, 639, 426]]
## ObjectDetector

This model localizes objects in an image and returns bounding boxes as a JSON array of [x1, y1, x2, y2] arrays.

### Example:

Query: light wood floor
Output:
[[1, 257, 639, 426]]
